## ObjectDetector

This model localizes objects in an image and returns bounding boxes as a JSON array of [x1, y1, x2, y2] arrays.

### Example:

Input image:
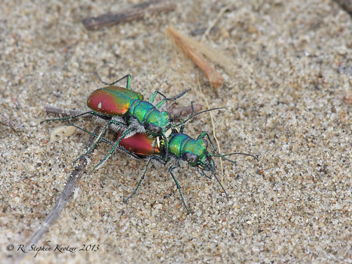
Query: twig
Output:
[[15, 157, 88, 263], [45, 105, 92, 118], [0, 113, 24, 131], [166, 27, 224, 90], [82, 0, 176, 30], [44, 104, 203, 121], [14, 127, 101, 263], [167, 27, 235, 77], [191, 27, 218, 36]]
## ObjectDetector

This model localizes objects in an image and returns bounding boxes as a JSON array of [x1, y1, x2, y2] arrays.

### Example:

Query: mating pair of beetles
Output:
[[41, 74, 258, 213]]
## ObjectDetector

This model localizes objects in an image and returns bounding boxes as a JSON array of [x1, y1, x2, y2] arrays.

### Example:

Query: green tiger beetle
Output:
[[70, 121, 258, 214], [41, 74, 193, 172], [97, 101, 256, 213], [119, 125, 258, 214]]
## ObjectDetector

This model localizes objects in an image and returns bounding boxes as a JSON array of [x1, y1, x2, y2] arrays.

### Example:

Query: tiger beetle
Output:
[[119, 125, 258, 214], [41, 74, 192, 173], [70, 122, 257, 214], [111, 104, 258, 213]]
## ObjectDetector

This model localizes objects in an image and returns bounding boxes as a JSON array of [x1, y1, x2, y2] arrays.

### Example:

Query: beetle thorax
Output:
[[145, 111, 170, 136]]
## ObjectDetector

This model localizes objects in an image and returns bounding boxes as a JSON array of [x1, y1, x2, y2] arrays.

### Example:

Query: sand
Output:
[[1, 0, 352, 263]]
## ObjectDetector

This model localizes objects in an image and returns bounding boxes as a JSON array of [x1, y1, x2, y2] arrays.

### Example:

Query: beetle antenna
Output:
[[172, 106, 224, 127], [199, 168, 212, 179], [214, 152, 259, 162], [192, 107, 224, 118], [212, 172, 229, 200]]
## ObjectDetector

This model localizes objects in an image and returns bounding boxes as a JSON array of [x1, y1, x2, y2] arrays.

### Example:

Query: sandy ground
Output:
[[1, 0, 352, 263]]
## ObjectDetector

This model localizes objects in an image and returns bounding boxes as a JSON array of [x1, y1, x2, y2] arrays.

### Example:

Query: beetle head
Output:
[[198, 152, 215, 173], [182, 138, 215, 173]]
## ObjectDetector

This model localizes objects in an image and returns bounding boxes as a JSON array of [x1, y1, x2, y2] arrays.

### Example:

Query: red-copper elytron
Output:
[[117, 132, 160, 156], [87, 86, 143, 116]]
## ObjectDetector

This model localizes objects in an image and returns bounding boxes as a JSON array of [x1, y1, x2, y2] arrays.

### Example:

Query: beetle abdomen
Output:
[[87, 86, 143, 116], [118, 132, 160, 155]]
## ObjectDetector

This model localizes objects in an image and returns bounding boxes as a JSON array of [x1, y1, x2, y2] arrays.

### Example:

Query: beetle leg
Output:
[[154, 89, 191, 108], [73, 119, 126, 164], [40, 111, 100, 125], [69, 124, 114, 146], [125, 155, 163, 203], [70, 124, 145, 160], [172, 106, 223, 128], [197, 132, 218, 152], [168, 164, 190, 214], [179, 125, 185, 134], [95, 73, 132, 89], [171, 101, 195, 127], [89, 127, 134, 173], [149, 90, 166, 104]]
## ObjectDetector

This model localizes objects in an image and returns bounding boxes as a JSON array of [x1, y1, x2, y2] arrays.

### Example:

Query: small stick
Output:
[[44, 104, 203, 120], [0, 113, 24, 131], [15, 157, 88, 262], [166, 27, 224, 90], [45, 105, 93, 118], [191, 27, 218, 36], [167, 27, 235, 77], [82, 0, 176, 30], [14, 127, 100, 263]]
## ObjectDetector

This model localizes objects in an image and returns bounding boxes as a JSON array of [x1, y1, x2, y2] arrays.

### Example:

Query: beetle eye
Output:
[[149, 123, 162, 135], [202, 139, 208, 148], [184, 152, 199, 164]]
